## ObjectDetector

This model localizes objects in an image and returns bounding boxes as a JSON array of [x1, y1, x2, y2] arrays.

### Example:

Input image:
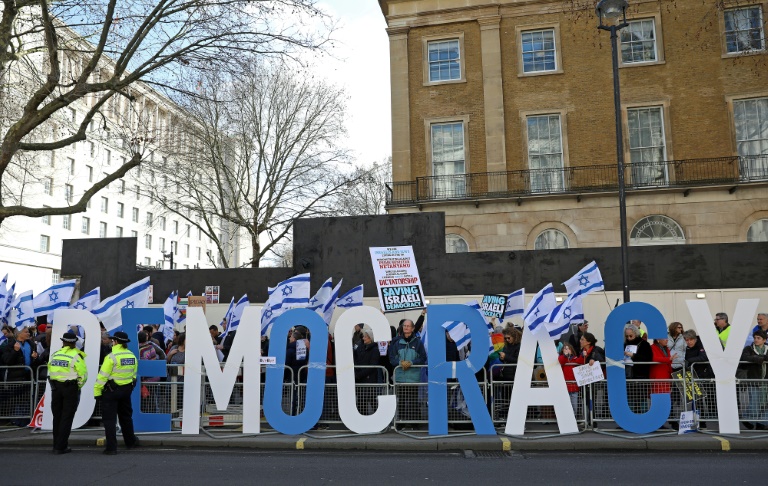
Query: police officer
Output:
[[48, 331, 87, 455], [95, 331, 139, 455]]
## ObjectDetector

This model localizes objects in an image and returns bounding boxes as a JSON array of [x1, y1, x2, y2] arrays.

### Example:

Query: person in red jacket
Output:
[[649, 338, 676, 395], [559, 343, 584, 417]]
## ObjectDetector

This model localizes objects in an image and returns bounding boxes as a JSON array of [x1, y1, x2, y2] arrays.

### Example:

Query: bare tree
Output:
[[0, 1, 334, 227], [334, 157, 390, 216], [143, 59, 359, 268]]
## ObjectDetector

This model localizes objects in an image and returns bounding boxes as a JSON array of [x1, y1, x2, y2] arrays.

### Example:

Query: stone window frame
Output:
[[422, 32, 466, 86], [526, 221, 578, 250], [519, 108, 571, 175], [630, 214, 686, 246], [719, 3, 767, 58], [515, 23, 564, 77], [621, 99, 674, 162], [618, 13, 666, 68], [424, 114, 471, 177], [742, 212, 768, 242], [724, 90, 768, 156], [445, 233, 470, 253]]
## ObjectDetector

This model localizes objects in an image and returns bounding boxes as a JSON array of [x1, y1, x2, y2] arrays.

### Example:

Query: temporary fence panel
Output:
[[0, 366, 34, 424]]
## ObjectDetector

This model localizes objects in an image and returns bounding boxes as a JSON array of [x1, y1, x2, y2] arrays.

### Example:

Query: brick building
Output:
[[378, 0, 768, 253]]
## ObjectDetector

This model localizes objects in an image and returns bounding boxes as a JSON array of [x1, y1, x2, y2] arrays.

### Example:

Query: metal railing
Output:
[[386, 155, 768, 205], [8, 361, 768, 434]]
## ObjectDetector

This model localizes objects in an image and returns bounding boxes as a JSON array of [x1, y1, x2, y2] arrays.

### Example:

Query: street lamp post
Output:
[[597, 0, 631, 303]]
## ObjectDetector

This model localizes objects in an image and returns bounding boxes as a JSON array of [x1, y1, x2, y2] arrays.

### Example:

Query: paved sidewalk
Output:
[[1, 426, 767, 452]]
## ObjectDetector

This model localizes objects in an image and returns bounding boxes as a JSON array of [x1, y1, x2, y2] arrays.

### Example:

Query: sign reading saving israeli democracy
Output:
[[480, 294, 507, 319], [369, 246, 425, 312]]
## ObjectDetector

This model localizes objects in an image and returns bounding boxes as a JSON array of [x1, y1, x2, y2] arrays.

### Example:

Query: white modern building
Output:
[[0, 22, 235, 294]]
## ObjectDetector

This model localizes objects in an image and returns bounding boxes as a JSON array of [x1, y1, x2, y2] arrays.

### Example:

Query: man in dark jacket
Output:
[[740, 330, 768, 430], [682, 329, 713, 428], [2, 326, 42, 425]]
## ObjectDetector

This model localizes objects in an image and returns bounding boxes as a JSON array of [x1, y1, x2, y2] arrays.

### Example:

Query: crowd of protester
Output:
[[2, 309, 768, 431]]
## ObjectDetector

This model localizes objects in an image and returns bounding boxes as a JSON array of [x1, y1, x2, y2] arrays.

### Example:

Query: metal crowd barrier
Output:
[[392, 365, 487, 431], [489, 364, 589, 432], [9, 359, 768, 435], [0, 366, 34, 426], [199, 364, 293, 430], [296, 365, 390, 426]]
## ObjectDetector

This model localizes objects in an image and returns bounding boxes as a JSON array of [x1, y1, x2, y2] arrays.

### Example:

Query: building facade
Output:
[[379, 0, 768, 253], [0, 22, 231, 294]]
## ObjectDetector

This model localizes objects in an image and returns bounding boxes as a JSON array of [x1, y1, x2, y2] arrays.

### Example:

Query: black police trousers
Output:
[[51, 380, 79, 451], [101, 383, 138, 452]]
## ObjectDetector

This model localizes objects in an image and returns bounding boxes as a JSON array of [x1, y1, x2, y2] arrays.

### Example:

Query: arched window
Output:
[[446, 233, 469, 253], [630, 215, 685, 245], [534, 229, 569, 250], [747, 219, 768, 242]]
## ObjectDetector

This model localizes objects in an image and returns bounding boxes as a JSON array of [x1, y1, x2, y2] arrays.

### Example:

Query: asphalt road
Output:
[[0, 447, 758, 485]]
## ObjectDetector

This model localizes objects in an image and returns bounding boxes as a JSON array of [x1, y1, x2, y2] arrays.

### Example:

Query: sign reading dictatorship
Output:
[[369, 246, 425, 312], [40, 296, 760, 437]]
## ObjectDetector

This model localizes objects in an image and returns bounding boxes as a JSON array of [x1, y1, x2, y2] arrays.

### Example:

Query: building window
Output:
[[99, 222, 107, 238], [197, 247, 201, 260], [40, 235, 50, 253], [81, 216, 90, 234], [526, 114, 564, 192], [627, 106, 668, 186], [65, 184, 74, 203], [733, 97, 768, 180], [41, 208, 50, 225], [104, 148, 111, 165], [430, 121, 466, 198], [159, 216, 166, 231], [44, 177, 53, 195], [534, 229, 569, 250], [146, 212, 153, 226], [116, 226, 123, 237], [131, 207, 139, 222], [144, 257, 151, 266], [119, 180, 125, 194], [68, 158, 75, 175], [427, 39, 461, 82], [100, 196, 108, 213], [62, 214, 71, 230], [445, 234, 468, 253], [186, 224, 191, 237], [521, 29, 557, 73], [159, 237, 166, 252], [117, 202, 124, 218], [145, 234, 152, 249], [131, 230, 138, 238], [198, 228, 202, 240], [68, 107, 76, 122], [174, 220, 179, 234], [747, 219, 768, 242], [620, 19, 657, 64], [724, 6, 765, 54], [52, 270, 60, 284], [88, 141, 95, 157], [135, 185, 140, 200], [185, 244, 190, 257], [630, 215, 685, 246]]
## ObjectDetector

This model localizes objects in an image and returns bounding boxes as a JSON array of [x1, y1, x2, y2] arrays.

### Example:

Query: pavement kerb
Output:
[[3, 430, 768, 452]]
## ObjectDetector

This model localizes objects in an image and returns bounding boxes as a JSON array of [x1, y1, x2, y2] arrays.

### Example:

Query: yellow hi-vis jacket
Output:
[[48, 347, 88, 388], [94, 344, 137, 397], [718, 325, 731, 348]]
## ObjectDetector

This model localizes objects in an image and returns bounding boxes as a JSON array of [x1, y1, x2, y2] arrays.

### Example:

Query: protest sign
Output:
[[480, 294, 507, 319], [205, 285, 220, 304], [672, 369, 705, 402], [573, 361, 605, 387], [369, 246, 425, 312], [188, 296, 207, 313], [678, 410, 700, 434]]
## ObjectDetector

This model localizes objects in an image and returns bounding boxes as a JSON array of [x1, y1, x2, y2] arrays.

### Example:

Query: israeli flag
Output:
[[563, 261, 604, 297], [524, 284, 556, 334], [545, 292, 581, 339], [337, 284, 364, 308], [1, 282, 15, 325], [92, 277, 151, 331], [219, 297, 236, 340], [307, 278, 333, 311], [261, 273, 310, 335], [10, 290, 36, 329], [33, 279, 76, 317], [440, 300, 492, 352], [228, 294, 249, 335], [162, 291, 179, 344], [503, 288, 525, 320], [319, 279, 343, 325], [0, 276, 11, 324], [70, 287, 101, 338]]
